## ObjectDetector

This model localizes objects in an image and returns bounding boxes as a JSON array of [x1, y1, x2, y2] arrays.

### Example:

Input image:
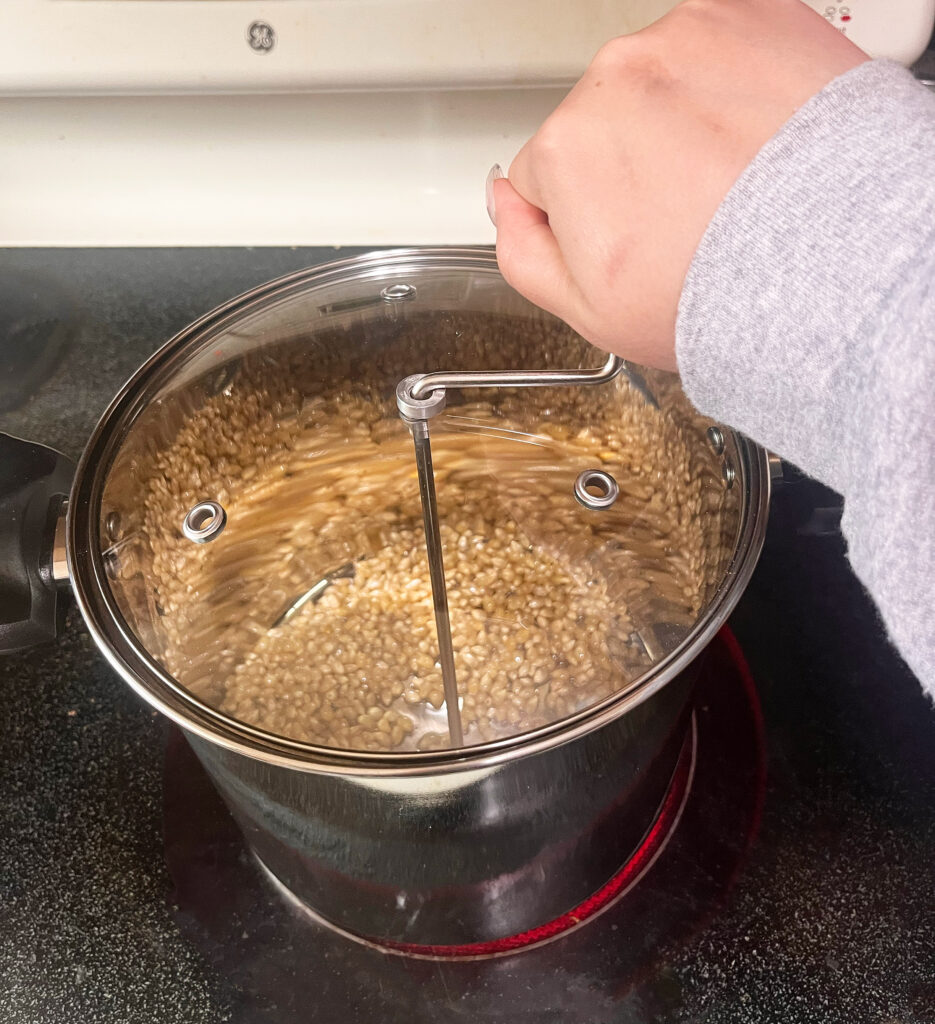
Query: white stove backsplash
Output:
[[2, 0, 931, 246]]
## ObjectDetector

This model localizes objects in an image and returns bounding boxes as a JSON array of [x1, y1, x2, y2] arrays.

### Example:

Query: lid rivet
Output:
[[182, 500, 227, 543], [723, 460, 736, 489], [381, 283, 417, 303], [707, 425, 725, 455], [104, 510, 122, 542], [574, 469, 619, 511]]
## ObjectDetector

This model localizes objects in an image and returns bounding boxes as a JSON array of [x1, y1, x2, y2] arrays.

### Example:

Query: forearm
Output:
[[676, 60, 935, 691]]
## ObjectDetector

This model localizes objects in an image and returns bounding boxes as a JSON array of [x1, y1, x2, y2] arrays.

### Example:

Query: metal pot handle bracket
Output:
[[0, 432, 74, 653]]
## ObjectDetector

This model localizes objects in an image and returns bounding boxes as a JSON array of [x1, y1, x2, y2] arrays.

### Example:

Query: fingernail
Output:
[[485, 164, 504, 226]]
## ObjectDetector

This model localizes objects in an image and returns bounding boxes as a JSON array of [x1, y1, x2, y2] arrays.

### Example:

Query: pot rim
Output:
[[67, 246, 770, 777]]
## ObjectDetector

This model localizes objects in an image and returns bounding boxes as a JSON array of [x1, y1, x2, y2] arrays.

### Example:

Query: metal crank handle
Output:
[[396, 352, 625, 421]]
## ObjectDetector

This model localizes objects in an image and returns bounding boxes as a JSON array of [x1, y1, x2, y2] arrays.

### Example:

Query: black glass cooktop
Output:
[[1, 248, 932, 1024]]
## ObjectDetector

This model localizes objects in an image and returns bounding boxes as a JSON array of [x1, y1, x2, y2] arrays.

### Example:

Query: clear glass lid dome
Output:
[[91, 251, 746, 756]]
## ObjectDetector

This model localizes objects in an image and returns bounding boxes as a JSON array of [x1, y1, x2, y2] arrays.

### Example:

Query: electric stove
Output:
[[1, 248, 932, 1024]]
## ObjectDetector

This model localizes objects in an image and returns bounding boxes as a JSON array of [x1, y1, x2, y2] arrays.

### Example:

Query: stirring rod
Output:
[[408, 417, 463, 747]]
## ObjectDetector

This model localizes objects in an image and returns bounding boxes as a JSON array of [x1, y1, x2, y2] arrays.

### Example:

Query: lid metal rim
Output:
[[67, 247, 770, 778]]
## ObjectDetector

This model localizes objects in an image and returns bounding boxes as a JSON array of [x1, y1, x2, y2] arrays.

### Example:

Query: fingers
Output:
[[492, 177, 580, 322], [504, 134, 548, 216]]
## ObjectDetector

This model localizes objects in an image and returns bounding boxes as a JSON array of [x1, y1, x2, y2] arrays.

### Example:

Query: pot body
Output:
[[187, 662, 695, 946]]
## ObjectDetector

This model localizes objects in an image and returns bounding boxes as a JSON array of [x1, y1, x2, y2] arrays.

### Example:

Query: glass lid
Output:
[[94, 251, 744, 756]]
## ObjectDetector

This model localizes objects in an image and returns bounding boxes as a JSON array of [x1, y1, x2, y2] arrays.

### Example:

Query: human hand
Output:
[[491, 0, 868, 370]]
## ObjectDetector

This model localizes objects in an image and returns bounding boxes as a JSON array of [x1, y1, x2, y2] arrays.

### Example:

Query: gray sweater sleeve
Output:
[[676, 60, 935, 695]]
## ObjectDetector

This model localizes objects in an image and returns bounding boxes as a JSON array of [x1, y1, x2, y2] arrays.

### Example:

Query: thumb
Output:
[[492, 178, 580, 322]]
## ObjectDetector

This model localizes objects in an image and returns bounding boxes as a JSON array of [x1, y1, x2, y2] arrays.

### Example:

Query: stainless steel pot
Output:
[[0, 248, 770, 948]]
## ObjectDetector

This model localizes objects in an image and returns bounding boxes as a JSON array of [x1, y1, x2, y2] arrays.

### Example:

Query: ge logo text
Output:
[[247, 21, 276, 54]]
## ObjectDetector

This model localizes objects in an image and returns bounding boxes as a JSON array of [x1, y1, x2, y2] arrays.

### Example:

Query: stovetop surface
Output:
[[1, 248, 933, 1024]]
